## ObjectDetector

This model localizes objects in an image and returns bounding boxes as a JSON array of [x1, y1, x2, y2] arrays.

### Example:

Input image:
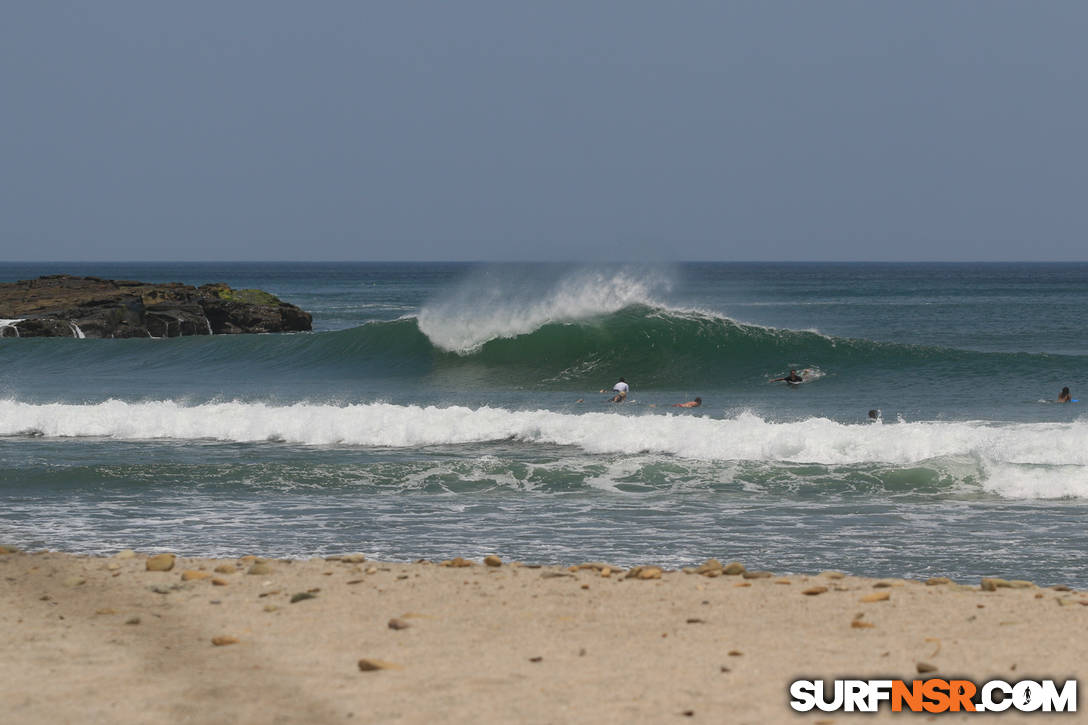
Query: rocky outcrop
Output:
[[0, 275, 312, 338]]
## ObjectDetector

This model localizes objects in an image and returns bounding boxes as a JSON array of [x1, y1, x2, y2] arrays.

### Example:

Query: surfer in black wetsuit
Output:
[[770, 370, 804, 384]]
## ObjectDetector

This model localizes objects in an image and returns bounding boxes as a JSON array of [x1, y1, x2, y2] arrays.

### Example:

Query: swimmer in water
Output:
[[1058, 387, 1072, 403], [607, 377, 629, 403], [770, 369, 804, 384], [671, 397, 701, 408]]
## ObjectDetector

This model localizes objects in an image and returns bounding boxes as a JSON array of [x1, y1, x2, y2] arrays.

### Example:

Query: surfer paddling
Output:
[[1058, 387, 1072, 403], [671, 397, 701, 408], [770, 369, 804, 384]]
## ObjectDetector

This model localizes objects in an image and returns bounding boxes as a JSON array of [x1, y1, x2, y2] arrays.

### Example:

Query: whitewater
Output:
[[2, 262, 1087, 584]]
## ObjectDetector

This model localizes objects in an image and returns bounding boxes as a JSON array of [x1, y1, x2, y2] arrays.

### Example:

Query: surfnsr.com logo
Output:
[[790, 679, 1077, 713]]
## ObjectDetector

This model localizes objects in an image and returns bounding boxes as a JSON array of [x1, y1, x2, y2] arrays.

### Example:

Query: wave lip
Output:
[[3, 400, 1086, 499], [417, 268, 670, 354]]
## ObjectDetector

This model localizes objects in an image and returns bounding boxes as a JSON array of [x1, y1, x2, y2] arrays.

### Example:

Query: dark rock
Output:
[[0, 274, 311, 338]]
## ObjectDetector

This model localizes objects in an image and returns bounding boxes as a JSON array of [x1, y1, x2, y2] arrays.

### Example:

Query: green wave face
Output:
[[1, 304, 1079, 393]]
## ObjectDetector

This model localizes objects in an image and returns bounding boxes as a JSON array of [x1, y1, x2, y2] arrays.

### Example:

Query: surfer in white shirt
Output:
[[608, 378, 629, 403]]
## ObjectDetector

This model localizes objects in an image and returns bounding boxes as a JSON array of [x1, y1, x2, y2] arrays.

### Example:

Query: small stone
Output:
[[722, 562, 746, 575], [695, 558, 723, 575], [802, 586, 828, 596], [440, 557, 473, 568], [63, 576, 86, 587], [600, 567, 611, 578], [247, 562, 273, 576], [685, 618, 706, 624], [483, 555, 502, 567], [95, 608, 116, 615], [873, 581, 893, 588], [125, 616, 141, 625], [981, 577, 1011, 591], [181, 570, 211, 581], [263, 605, 279, 612], [357, 658, 401, 671], [341, 553, 367, 563], [682, 710, 694, 717], [213, 564, 235, 574], [851, 619, 875, 629], [1052, 585, 1073, 591], [741, 570, 773, 579], [529, 656, 543, 663], [727, 650, 742, 656], [916, 662, 938, 673], [734, 581, 751, 588], [212, 578, 228, 586], [860, 591, 891, 603], [114, 549, 136, 559], [387, 618, 410, 630], [211, 636, 239, 646], [926, 577, 952, 586], [637, 567, 663, 580], [775, 579, 792, 585], [145, 554, 176, 572], [290, 592, 317, 603]]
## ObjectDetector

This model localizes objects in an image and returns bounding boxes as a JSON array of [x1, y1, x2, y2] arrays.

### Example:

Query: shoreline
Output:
[[3, 548, 1086, 723]]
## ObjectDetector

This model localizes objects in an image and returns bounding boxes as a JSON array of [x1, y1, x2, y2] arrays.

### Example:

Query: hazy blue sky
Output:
[[2, 2, 1085, 261]]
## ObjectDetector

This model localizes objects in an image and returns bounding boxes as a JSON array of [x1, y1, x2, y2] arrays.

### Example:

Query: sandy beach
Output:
[[2, 547, 1085, 724]]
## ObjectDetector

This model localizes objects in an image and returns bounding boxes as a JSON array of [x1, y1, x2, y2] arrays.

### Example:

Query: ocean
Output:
[[1, 262, 1086, 586]]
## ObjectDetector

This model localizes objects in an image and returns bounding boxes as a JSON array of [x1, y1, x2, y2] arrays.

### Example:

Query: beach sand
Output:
[[1, 548, 1085, 724]]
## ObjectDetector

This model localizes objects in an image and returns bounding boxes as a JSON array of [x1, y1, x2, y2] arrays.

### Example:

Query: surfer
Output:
[[607, 377, 629, 403], [672, 397, 701, 408], [770, 370, 804, 384], [868, 409, 881, 421], [1058, 387, 1072, 403]]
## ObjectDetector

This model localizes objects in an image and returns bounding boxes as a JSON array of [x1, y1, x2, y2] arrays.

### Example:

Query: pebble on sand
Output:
[[290, 592, 317, 603], [181, 570, 211, 581], [388, 618, 410, 630], [802, 586, 829, 596], [625, 566, 663, 580], [357, 658, 401, 671], [741, 570, 773, 580], [916, 662, 938, 673], [926, 577, 952, 586], [340, 553, 367, 563], [213, 564, 236, 574], [483, 555, 503, 567], [145, 554, 176, 572], [860, 591, 891, 603], [211, 636, 239, 646], [440, 557, 474, 568], [63, 576, 86, 587]]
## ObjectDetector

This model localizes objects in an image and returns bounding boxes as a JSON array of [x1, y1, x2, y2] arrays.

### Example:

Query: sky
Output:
[[1, 2, 1086, 262]]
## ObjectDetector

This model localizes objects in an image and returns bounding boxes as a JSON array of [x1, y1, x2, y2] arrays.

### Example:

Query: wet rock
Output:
[[722, 562, 746, 576], [341, 553, 367, 563], [820, 571, 845, 579], [146, 554, 176, 572], [440, 557, 473, 568], [483, 555, 502, 567], [211, 636, 239, 646], [802, 586, 828, 596]]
